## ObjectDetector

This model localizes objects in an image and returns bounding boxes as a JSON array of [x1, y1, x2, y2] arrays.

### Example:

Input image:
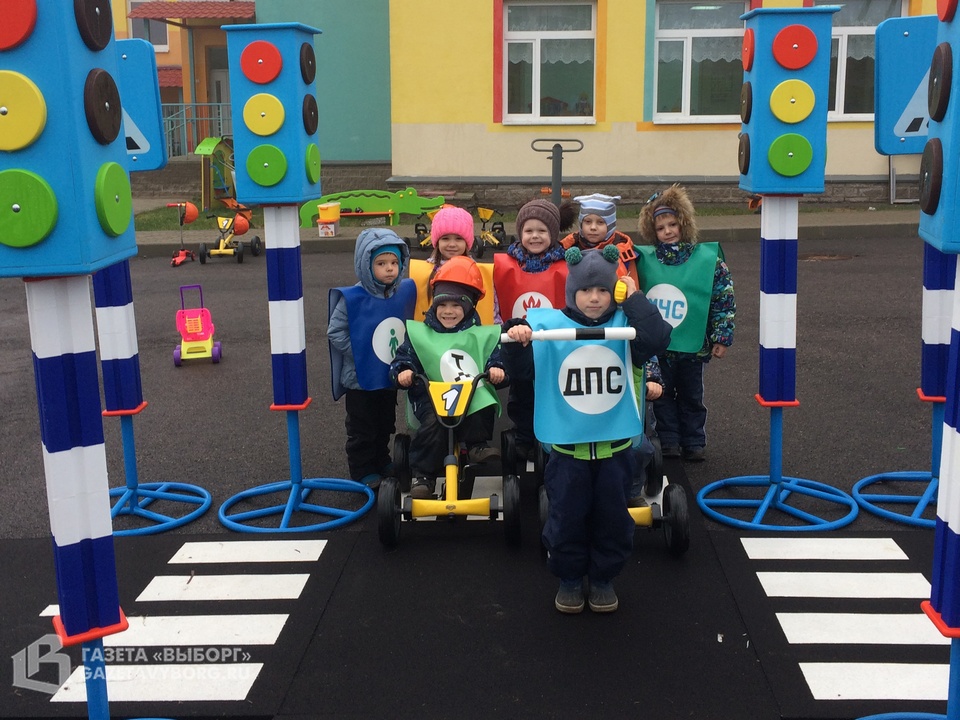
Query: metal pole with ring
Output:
[[531, 139, 584, 205]]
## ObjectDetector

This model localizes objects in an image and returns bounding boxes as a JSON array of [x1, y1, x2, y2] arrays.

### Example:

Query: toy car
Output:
[[199, 212, 262, 264]]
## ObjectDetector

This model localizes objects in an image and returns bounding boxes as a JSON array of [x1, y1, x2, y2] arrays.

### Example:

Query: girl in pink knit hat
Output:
[[427, 205, 475, 269]]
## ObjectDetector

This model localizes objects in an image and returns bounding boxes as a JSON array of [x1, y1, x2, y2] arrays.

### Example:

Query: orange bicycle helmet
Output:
[[429, 255, 485, 300]]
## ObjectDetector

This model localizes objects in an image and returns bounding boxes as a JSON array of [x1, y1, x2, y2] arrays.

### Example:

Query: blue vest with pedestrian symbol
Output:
[[635, 243, 718, 353], [527, 308, 642, 445], [328, 280, 416, 399]]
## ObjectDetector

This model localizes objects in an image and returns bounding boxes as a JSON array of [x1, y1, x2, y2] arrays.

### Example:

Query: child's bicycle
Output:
[[471, 207, 514, 259], [198, 212, 262, 265], [378, 372, 521, 548], [173, 284, 221, 366]]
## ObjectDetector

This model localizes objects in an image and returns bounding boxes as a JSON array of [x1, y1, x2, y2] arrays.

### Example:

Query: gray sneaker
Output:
[[555, 579, 585, 614], [588, 580, 618, 613], [409, 478, 435, 499]]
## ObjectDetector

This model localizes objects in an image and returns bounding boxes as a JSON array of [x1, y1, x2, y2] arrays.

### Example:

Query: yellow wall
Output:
[[387, 0, 908, 183]]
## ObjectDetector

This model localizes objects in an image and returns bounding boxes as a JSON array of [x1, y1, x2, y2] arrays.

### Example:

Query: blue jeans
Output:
[[653, 354, 706, 449]]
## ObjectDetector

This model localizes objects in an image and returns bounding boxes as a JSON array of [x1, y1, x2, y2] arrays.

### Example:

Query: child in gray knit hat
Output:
[[504, 245, 672, 614]]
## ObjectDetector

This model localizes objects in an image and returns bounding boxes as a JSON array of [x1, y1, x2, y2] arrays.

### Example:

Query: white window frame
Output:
[[824, 0, 905, 122], [502, 1, 597, 126], [653, 1, 747, 125], [128, 1, 169, 53]]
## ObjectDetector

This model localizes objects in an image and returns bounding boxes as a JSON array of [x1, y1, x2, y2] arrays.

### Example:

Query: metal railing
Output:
[[161, 103, 233, 158]]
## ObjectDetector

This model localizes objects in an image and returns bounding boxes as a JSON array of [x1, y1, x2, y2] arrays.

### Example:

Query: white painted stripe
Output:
[[263, 205, 302, 249], [94, 303, 139, 360], [26, 276, 97, 358], [103, 614, 288, 646], [40, 605, 58, 617], [169, 539, 327, 564], [268, 298, 306, 355], [760, 196, 799, 240], [43, 445, 113, 545], [51, 663, 263, 703], [758, 292, 797, 349], [922, 287, 954, 345], [756, 572, 931, 598], [799, 662, 948, 701], [776, 612, 949, 645], [136, 574, 310, 602], [740, 537, 908, 561], [939, 425, 960, 527]]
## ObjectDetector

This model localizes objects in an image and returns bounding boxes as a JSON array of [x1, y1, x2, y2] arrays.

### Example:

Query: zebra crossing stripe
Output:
[[136, 574, 310, 602], [799, 662, 949, 701], [776, 612, 949, 645], [757, 571, 931, 598], [51, 663, 263, 703], [168, 539, 326, 564], [101, 614, 289, 646], [741, 537, 908, 560]]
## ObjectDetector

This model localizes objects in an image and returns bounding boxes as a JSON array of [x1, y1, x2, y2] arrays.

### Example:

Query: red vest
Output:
[[493, 255, 568, 320]]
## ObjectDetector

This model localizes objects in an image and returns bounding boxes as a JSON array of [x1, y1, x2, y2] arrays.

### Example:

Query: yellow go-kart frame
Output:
[[378, 372, 521, 548]]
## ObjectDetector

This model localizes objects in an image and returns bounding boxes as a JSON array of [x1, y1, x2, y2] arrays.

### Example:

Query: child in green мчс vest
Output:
[[390, 256, 506, 499], [635, 185, 735, 463]]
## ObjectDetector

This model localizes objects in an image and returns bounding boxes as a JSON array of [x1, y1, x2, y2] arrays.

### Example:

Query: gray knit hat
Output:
[[516, 199, 561, 245], [574, 193, 620, 241], [564, 245, 620, 307]]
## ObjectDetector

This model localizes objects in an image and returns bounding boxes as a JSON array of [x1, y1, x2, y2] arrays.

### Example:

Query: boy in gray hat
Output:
[[504, 245, 671, 614]]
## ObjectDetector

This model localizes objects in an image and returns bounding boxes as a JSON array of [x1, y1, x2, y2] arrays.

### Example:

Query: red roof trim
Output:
[[128, 1, 255, 20]]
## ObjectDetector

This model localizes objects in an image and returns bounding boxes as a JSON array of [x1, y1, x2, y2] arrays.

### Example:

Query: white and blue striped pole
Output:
[[93, 260, 210, 533], [25, 276, 128, 718], [697, 195, 856, 530]]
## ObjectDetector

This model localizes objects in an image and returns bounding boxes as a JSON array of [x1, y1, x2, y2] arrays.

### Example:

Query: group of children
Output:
[[327, 186, 736, 614]]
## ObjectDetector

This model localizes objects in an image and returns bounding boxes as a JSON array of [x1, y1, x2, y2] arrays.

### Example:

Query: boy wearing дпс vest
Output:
[[328, 228, 417, 489], [505, 245, 671, 615], [636, 184, 735, 464], [390, 256, 506, 500]]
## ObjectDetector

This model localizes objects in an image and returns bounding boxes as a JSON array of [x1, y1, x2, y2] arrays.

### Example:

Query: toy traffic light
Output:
[[738, 7, 838, 195], [919, 3, 960, 253], [224, 23, 322, 205], [0, 0, 138, 278]]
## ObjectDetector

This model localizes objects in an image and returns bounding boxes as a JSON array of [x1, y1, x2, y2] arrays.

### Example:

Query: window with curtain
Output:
[[129, 1, 168, 50], [503, 2, 596, 124], [818, 0, 902, 119], [654, 1, 745, 123]]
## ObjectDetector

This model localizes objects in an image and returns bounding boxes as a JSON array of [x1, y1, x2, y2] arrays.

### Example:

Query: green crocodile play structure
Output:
[[299, 187, 445, 228]]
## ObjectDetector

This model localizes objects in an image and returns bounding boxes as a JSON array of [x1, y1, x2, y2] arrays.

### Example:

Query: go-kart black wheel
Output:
[[472, 238, 485, 259], [393, 433, 411, 492], [534, 442, 547, 479], [662, 483, 690, 556], [199, 243, 207, 264], [643, 438, 664, 497], [538, 484, 549, 559], [378, 477, 402, 547], [503, 474, 521, 547], [236, 241, 244, 264], [250, 236, 262, 256], [501, 429, 517, 478]]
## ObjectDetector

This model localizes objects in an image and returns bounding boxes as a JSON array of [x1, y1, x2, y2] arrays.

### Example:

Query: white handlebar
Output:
[[499, 327, 636, 343]]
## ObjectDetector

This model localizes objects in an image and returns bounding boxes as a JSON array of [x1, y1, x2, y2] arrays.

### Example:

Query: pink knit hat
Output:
[[430, 206, 475, 250]]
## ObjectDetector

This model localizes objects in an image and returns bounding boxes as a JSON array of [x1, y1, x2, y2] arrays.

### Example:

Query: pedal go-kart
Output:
[[378, 372, 521, 548], [471, 207, 514, 259], [199, 212, 262, 264], [173, 284, 221, 366]]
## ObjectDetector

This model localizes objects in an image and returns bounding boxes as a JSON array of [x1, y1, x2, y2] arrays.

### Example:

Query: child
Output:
[[636, 184, 735, 463], [328, 228, 417, 489], [390, 256, 506, 499], [561, 193, 639, 283], [409, 205, 496, 324], [494, 198, 575, 460], [505, 245, 671, 614]]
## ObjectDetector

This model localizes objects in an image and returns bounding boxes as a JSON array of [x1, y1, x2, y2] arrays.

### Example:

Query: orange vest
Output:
[[560, 230, 639, 284], [493, 254, 568, 320], [409, 258, 495, 325]]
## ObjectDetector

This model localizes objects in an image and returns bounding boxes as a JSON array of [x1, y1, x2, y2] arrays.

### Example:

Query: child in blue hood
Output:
[[328, 228, 417, 489]]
